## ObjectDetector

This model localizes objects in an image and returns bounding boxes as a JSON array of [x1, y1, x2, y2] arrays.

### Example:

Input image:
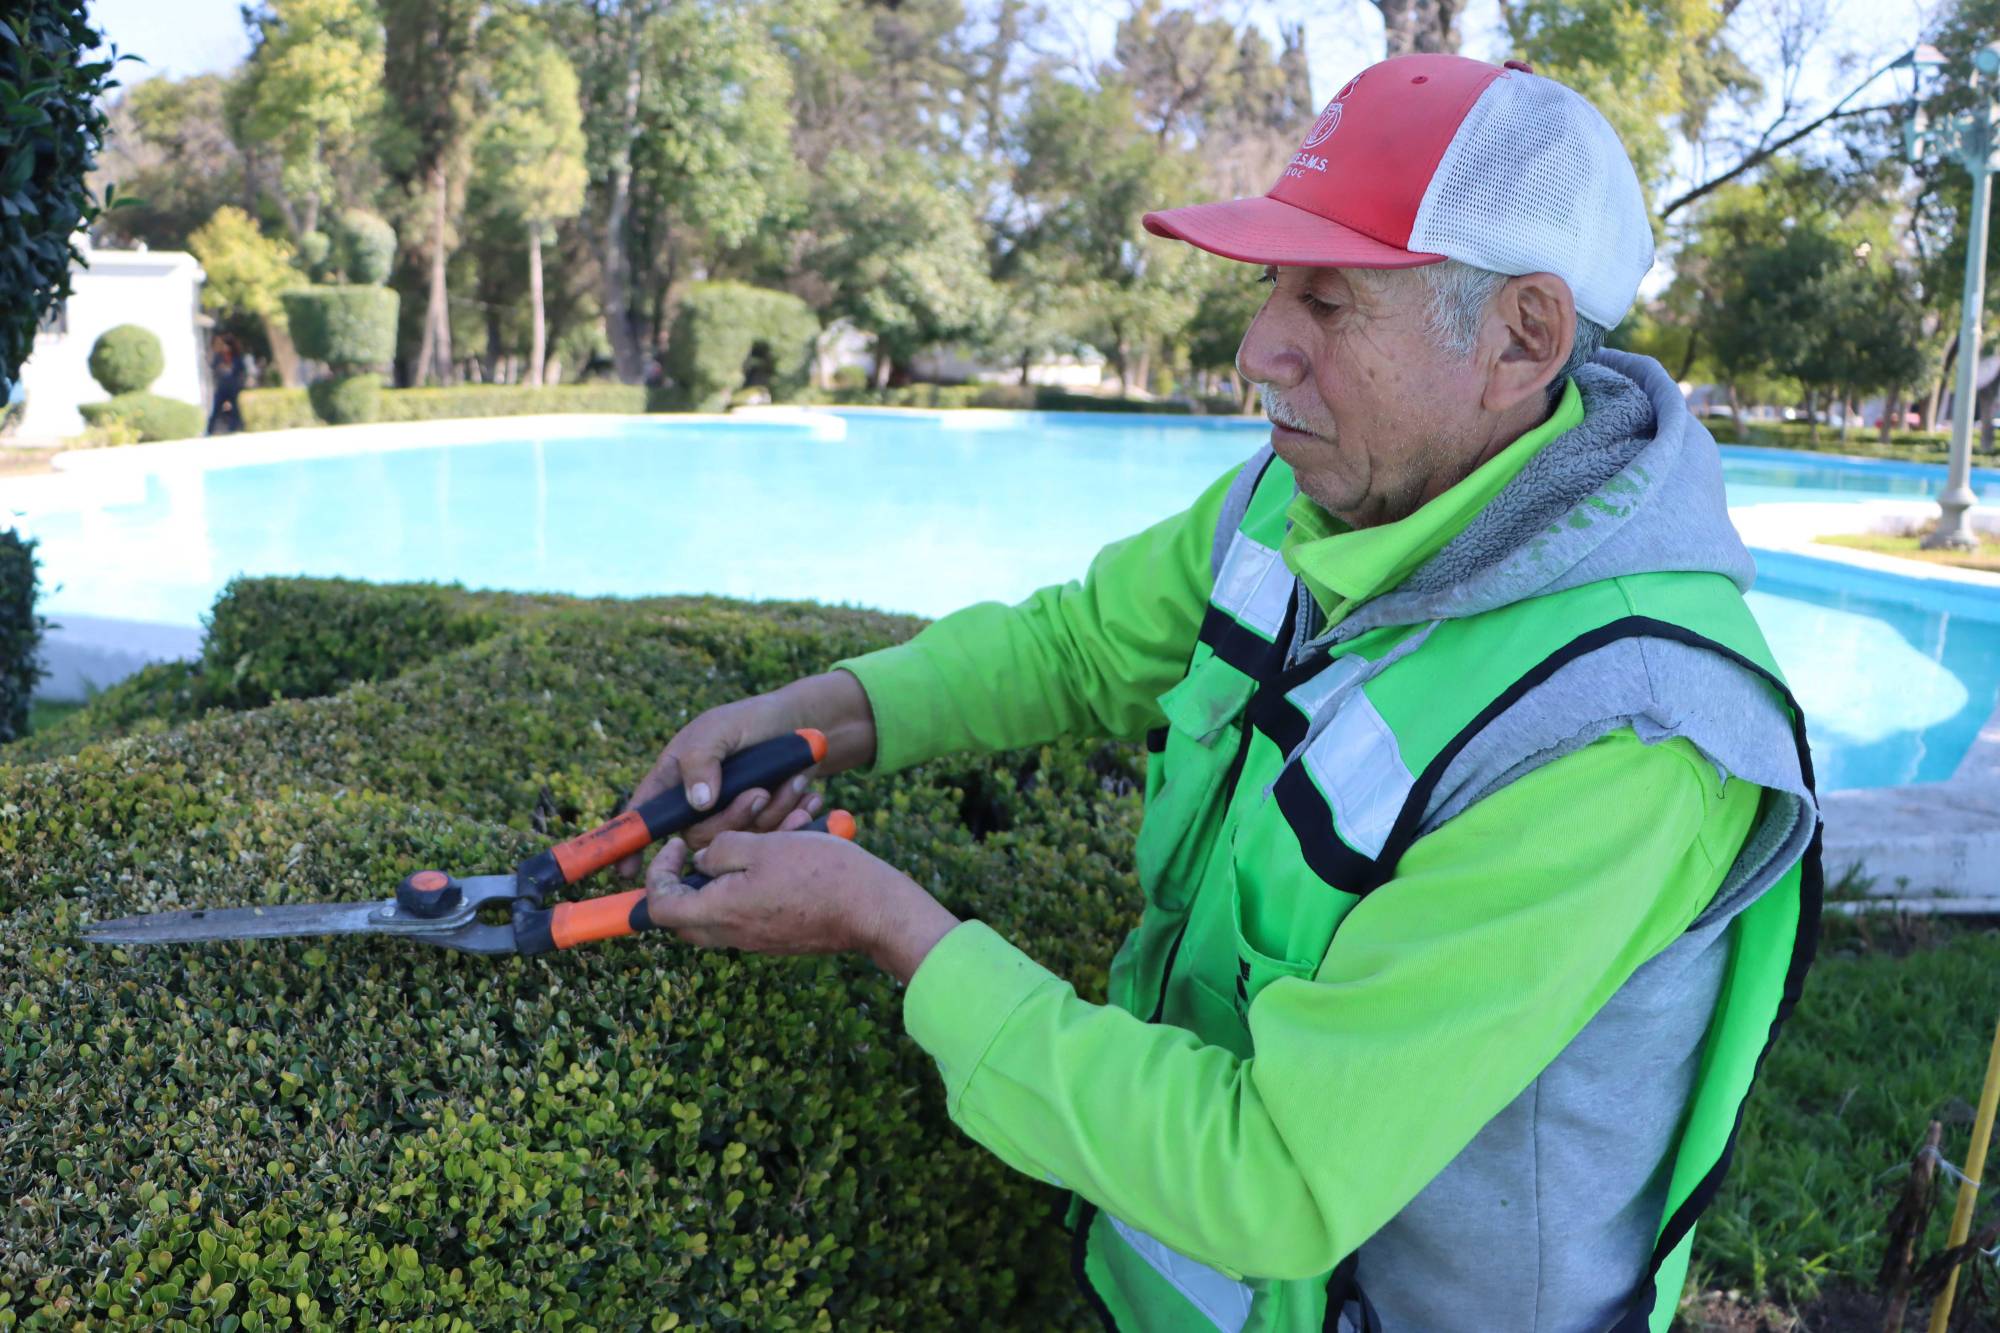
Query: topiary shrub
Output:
[[663, 281, 819, 412], [198, 576, 506, 708], [0, 528, 46, 743], [306, 372, 380, 425], [281, 286, 399, 367], [76, 390, 202, 441], [0, 578, 1126, 1327], [283, 285, 398, 424], [87, 323, 164, 395], [332, 210, 397, 286], [1, 2, 119, 399]]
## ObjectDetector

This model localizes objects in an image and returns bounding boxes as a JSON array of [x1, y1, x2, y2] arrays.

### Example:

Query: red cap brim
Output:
[[1142, 195, 1444, 269]]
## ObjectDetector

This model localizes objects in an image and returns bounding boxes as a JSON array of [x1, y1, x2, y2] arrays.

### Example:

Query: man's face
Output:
[[1235, 264, 1490, 528]]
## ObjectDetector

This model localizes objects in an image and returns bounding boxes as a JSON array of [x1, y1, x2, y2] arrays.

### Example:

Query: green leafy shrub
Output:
[[373, 383, 649, 421], [77, 390, 202, 441], [240, 386, 317, 432], [281, 286, 399, 368], [333, 209, 396, 286], [307, 372, 380, 425], [0, 529, 45, 743], [297, 229, 333, 281], [87, 324, 164, 395], [663, 282, 819, 412], [1, 2, 119, 398], [198, 577, 507, 708], [0, 577, 1129, 1328]]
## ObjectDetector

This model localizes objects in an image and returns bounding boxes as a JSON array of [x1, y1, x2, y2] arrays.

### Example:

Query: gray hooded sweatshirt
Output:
[[1203, 350, 1818, 1331]]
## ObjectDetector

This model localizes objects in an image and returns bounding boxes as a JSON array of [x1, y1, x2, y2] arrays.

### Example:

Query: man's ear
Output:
[[1481, 273, 1576, 414]]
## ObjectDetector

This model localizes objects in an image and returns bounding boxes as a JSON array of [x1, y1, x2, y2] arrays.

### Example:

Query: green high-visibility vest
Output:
[[1071, 452, 1822, 1333]]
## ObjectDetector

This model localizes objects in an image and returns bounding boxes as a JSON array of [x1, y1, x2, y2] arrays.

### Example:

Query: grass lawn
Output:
[[26, 697, 84, 732], [1686, 904, 2000, 1329], [1815, 531, 2000, 575]]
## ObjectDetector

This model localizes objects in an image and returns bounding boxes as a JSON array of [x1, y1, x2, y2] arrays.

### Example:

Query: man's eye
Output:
[[1257, 266, 1277, 286], [1301, 293, 1341, 316]]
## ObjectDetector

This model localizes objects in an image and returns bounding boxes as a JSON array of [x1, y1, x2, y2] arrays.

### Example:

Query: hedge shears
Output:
[[81, 729, 853, 957]]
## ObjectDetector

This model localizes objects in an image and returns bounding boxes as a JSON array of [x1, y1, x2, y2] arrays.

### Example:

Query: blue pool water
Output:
[[12, 410, 2000, 792]]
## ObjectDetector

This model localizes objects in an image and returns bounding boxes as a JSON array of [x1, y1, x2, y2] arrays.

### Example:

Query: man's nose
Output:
[[1235, 304, 1305, 391]]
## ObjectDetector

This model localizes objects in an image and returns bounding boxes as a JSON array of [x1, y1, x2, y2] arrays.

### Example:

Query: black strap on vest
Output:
[[1362, 616, 1823, 1330]]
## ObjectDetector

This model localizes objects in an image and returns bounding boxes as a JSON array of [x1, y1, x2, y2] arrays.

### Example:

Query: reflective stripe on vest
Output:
[[1106, 1214, 1255, 1333]]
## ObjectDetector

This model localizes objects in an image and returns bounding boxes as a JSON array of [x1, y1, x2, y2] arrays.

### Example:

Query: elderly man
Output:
[[619, 53, 1822, 1332]]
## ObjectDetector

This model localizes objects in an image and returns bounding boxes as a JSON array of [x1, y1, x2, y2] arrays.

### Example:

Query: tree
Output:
[[809, 150, 1000, 385], [187, 206, 304, 384], [91, 74, 254, 251], [231, 0, 384, 243], [381, 0, 480, 386], [1012, 72, 1199, 394], [473, 14, 588, 387], [3, 1, 121, 398]]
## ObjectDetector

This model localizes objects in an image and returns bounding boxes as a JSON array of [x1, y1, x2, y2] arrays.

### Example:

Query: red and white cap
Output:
[[1143, 54, 1653, 329]]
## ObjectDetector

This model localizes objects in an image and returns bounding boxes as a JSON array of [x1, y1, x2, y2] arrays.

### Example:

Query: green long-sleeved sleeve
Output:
[[900, 731, 1760, 1281], [830, 460, 1242, 775]]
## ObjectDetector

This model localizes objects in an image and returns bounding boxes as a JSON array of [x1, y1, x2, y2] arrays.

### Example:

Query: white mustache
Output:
[[1260, 386, 1322, 437]]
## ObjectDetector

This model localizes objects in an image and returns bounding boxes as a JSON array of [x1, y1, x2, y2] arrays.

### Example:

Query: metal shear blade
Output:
[[81, 875, 523, 955]]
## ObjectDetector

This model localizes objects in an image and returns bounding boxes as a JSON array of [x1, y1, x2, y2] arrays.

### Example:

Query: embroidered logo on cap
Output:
[[1300, 72, 1363, 150]]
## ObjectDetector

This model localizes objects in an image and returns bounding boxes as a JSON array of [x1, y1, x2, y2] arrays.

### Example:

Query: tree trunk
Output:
[[1805, 388, 1820, 446], [1881, 387, 1902, 446], [1728, 384, 1743, 443], [601, 21, 645, 385], [422, 162, 453, 387], [528, 219, 547, 388], [1132, 346, 1153, 399], [1981, 369, 2000, 455], [1375, 0, 1462, 56], [262, 313, 302, 388], [872, 345, 892, 389], [1837, 386, 1852, 443], [1927, 327, 1959, 432]]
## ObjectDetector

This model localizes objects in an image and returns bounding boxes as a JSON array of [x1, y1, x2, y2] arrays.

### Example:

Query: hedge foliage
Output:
[[281, 287, 400, 370], [804, 383, 1248, 416], [333, 210, 397, 287], [240, 384, 654, 433], [88, 324, 164, 396], [1, 576, 1141, 1328], [663, 283, 818, 413], [0, 2, 118, 398], [78, 391, 204, 442], [0, 528, 45, 744], [306, 374, 380, 426]]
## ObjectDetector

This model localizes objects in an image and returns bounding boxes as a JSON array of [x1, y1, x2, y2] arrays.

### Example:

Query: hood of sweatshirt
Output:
[[1308, 347, 1753, 650]]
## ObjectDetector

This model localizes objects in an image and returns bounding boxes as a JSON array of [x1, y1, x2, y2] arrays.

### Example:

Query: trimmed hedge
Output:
[[78, 391, 203, 441], [281, 286, 399, 368], [0, 576, 1136, 1328], [240, 387, 319, 433], [88, 324, 164, 395], [240, 383, 652, 431], [808, 383, 1249, 416], [0, 528, 45, 744], [664, 282, 819, 413], [373, 384, 652, 422]]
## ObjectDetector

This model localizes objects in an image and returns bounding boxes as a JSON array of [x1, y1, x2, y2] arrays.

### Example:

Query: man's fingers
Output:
[[749, 771, 815, 832], [693, 829, 755, 878], [778, 805, 814, 832], [682, 787, 771, 850]]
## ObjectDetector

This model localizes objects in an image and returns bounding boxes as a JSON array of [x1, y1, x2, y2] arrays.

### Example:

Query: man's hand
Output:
[[614, 670, 879, 880], [644, 825, 960, 984]]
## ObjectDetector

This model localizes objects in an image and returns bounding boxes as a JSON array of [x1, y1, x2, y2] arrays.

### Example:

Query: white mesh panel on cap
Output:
[[1407, 71, 1654, 329]]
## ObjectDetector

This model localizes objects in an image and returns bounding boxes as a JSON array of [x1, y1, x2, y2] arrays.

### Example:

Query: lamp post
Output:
[[1903, 41, 1993, 551]]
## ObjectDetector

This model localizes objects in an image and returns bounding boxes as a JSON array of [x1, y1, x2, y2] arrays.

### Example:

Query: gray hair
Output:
[[1400, 259, 1607, 404]]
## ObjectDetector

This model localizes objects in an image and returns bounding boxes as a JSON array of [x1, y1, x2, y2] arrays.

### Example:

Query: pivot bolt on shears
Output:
[[81, 729, 853, 957]]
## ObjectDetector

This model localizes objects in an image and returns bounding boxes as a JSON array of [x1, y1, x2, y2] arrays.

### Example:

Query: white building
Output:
[[13, 236, 207, 442]]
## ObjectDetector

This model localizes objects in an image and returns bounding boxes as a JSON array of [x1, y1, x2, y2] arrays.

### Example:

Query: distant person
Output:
[[206, 333, 246, 435]]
